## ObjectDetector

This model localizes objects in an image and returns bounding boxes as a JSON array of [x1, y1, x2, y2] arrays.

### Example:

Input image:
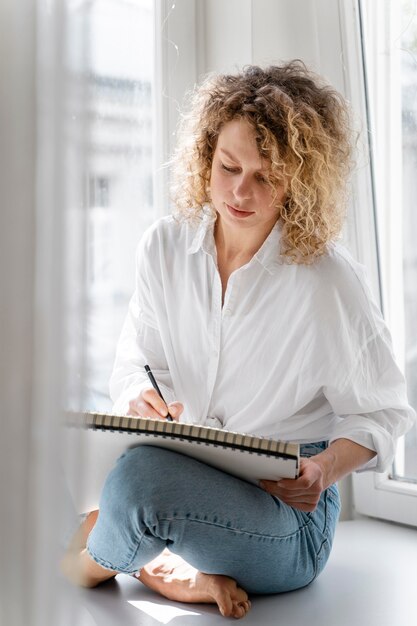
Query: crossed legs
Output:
[[62, 446, 338, 619]]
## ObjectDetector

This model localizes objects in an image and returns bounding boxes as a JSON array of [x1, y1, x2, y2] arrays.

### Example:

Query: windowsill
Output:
[[65, 518, 417, 625]]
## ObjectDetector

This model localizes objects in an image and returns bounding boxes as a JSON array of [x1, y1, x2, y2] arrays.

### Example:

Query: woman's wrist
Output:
[[309, 438, 377, 489]]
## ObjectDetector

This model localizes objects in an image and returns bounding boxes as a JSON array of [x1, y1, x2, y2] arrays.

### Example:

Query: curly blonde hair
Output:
[[170, 60, 354, 263]]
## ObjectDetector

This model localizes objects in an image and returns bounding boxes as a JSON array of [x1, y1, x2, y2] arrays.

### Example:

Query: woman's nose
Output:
[[233, 174, 252, 200]]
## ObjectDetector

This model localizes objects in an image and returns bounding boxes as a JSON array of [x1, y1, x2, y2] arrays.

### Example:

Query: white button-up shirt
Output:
[[110, 215, 415, 472]]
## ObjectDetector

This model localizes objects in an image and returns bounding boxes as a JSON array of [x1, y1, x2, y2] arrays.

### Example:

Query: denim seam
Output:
[[136, 515, 313, 573], [157, 514, 314, 541], [86, 545, 132, 574], [312, 538, 329, 581], [87, 533, 144, 573], [311, 486, 340, 580]]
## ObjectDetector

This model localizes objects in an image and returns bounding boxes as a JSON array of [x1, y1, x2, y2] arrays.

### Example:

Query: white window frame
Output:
[[346, 0, 417, 526], [353, 469, 417, 525], [153, 0, 200, 216]]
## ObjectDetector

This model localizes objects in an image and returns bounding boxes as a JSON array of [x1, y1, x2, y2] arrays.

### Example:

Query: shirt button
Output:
[[224, 308, 231, 316]]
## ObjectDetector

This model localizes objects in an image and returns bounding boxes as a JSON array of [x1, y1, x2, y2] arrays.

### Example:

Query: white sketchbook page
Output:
[[64, 428, 299, 514]]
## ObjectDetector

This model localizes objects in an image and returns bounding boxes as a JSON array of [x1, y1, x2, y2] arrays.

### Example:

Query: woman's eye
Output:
[[220, 163, 268, 184], [221, 163, 238, 173]]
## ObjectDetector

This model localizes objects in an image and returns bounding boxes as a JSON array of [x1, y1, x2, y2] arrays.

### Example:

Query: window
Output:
[[352, 0, 417, 525], [67, 0, 201, 413], [394, 0, 417, 483], [364, 0, 417, 483], [81, 0, 156, 411], [88, 175, 110, 208]]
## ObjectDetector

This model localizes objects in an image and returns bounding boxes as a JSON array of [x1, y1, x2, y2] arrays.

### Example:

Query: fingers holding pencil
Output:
[[127, 388, 184, 421]]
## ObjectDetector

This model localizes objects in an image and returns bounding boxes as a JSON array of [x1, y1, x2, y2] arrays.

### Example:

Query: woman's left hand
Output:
[[259, 457, 327, 512]]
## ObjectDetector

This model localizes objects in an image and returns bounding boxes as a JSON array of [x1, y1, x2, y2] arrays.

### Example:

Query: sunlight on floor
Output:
[[127, 599, 202, 624]]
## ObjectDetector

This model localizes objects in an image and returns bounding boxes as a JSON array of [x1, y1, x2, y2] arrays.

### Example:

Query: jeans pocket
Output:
[[327, 483, 341, 506], [326, 484, 342, 535], [314, 537, 331, 578], [311, 486, 340, 579]]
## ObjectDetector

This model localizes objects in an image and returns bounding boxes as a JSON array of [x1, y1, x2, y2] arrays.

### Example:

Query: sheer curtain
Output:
[[0, 1, 157, 623], [0, 1, 87, 623]]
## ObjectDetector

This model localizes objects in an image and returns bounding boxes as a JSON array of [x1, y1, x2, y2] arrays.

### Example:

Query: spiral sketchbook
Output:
[[64, 412, 300, 513]]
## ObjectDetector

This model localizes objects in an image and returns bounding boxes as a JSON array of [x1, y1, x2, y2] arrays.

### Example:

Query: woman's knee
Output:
[[98, 445, 178, 517]]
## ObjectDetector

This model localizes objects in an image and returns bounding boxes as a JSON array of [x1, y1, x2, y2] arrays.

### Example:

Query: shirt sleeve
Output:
[[324, 325, 416, 473], [109, 232, 175, 415]]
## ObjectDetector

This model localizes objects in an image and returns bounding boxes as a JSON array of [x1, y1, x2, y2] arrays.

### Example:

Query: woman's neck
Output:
[[214, 215, 275, 265]]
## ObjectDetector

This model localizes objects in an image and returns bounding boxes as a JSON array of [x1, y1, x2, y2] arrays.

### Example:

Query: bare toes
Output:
[[232, 602, 248, 619], [232, 606, 243, 619]]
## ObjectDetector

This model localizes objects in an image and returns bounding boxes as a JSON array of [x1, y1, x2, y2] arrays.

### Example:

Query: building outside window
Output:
[[82, 0, 155, 411]]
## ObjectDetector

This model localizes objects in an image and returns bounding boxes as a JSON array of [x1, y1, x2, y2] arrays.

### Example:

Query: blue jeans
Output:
[[87, 442, 340, 594]]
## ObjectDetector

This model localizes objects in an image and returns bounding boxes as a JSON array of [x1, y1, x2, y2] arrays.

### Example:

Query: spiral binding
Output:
[[76, 411, 299, 461]]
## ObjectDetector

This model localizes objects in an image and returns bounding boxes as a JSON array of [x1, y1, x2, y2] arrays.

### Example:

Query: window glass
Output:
[[84, 0, 155, 410], [398, 0, 417, 480], [362, 0, 417, 481]]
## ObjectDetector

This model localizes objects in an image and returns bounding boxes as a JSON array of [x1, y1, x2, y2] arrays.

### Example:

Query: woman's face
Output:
[[209, 118, 286, 238]]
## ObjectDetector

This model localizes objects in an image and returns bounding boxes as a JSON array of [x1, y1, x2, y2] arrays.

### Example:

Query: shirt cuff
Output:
[[329, 422, 395, 473]]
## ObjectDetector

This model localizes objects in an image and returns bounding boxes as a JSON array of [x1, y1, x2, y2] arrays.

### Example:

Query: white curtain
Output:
[[0, 1, 87, 623]]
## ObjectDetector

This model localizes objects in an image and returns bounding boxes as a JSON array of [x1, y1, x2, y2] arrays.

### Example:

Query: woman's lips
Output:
[[225, 203, 254, 218]]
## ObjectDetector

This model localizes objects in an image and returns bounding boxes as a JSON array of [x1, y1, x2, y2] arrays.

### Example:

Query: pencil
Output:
[[144, 364, 174, 421]]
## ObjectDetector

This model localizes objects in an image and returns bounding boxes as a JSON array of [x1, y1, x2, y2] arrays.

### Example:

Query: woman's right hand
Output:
[[127, 387, 184, 421]]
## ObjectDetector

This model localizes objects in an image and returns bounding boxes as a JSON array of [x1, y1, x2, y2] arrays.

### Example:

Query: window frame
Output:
[[353, 470, 417, 525], [153, 0, 199, 216], [348, 0, 417, 526]]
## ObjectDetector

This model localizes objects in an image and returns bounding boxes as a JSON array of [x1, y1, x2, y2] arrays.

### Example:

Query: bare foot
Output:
[[137, 550, 251, 619], [61, 510, 117, 588]]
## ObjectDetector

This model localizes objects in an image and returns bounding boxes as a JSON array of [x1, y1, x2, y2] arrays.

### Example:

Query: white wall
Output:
[[202, 0, 345, 92]]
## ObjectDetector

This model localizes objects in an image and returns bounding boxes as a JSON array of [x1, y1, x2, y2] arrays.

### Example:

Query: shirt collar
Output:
[[187, 210, 217, 256], [253, 221, 283, 274], [187, 212, 283, 274]]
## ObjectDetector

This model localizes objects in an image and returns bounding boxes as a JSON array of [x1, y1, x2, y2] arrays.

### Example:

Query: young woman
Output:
[[62, 61, 415, 619]]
